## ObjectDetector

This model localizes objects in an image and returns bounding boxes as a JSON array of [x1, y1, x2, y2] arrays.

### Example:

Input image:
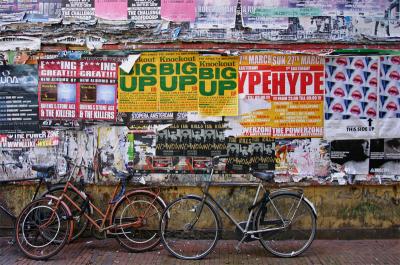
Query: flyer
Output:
[[118, 53, 159, 112], [336, 0, 388, 17], [95, 0, 128, 20], [325, 56, 379, 140], [369, 138, 400, 175], [198, 56, 239, 116], [128, 0, 161, 26], [161, 0, 195, 22], [378, 56, 400, 138], [38, 59, 78, 120], [158, 52, 199, 112], [0, 65, 39, 133], [237, 53, 324, 138], [78, 60, 118, 121], [191, 0, 238, 29]]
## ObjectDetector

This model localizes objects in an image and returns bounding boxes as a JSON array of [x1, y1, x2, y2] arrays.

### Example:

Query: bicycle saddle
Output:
[[31, 164, 55, 173], [252, 171, 274, 183], [112, 168, 130, 180]]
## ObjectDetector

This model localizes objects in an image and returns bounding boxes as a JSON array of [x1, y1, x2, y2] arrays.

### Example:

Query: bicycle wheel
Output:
[[254, 193, 316, 258], [111, 192, 165, 252], [160, 196, 220, 260], [15, 197, 72, 260], [42, 185, 90, 241]]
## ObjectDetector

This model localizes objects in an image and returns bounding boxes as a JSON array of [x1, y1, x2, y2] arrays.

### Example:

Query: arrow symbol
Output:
[[368, 118, 373, 127]]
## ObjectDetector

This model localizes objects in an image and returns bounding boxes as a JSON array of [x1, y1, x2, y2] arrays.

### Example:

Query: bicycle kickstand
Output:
[[234, 234, 248, 254]]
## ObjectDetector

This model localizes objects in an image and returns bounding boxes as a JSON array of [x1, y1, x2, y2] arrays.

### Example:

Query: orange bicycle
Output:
[[14, 156, 167, 260]]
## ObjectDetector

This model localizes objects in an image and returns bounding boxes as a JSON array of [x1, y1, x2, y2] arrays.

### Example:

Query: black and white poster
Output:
[[0, 65, 39, 134], [62, 0, 95, 23], [226, 137, 275, 173], [156, 122, 227, 157], [369, 138, 400, 174], [128, 0, 161, 26], [330, 139, 370, 174]]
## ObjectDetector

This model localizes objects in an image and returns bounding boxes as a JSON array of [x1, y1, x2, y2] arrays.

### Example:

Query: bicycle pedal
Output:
[[234, 245, 241, 254]]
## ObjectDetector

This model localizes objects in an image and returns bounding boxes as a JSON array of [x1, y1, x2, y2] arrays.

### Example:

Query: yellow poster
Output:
[[158, 52, 199, 112], [198, 56, 239, 116], [238, 53, 324, 138], [118, 53, 159, 112]]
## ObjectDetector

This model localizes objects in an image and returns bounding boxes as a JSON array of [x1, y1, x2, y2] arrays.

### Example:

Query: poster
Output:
[[330, 139, 370, 175], [0, 131, 59, 149], [0, 65, 39, 133], [237, 53, 324, 138], [118, 53, 158, 112], [191, 0, 238, 29], [378, 56, 400, 138], [198, 56, 239, 116], [128, 0, 161, 26], [62, 0, 95, 23], [226, 137, 275, 173], [158, 52, 198, 112], [161, 0, 195, 22], [78, 60, 118, 121], [95, 0, 127, 20], [324, 56, 379, 140], [369, 138, 400, 174], [38, 59, 78, 120], [241, 0, 288, 29], [156, 122, 227, 157]]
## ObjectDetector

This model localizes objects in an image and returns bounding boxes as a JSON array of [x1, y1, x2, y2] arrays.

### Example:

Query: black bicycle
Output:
[[0, 157, 91, 244], [160, 155, 317, 260]]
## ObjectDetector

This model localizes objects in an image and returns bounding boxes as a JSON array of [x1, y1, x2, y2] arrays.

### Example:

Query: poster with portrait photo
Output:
[[330, 139, 370, 174], [250, 138, 275, 171], [369, 138, 400, 175]]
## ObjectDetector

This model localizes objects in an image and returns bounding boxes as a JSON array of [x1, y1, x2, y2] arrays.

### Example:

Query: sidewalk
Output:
[[1, 238, 399, 265]]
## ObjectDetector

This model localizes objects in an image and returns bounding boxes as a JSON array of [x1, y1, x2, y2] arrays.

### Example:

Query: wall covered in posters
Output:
[[2, 51, 400, 186]]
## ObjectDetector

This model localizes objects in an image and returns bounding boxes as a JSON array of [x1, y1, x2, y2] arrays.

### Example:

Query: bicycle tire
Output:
[[254, 192, 316, 258], [111, 191, 165, 252], [15, 197, 72, 260], [41, 185, 90, 241], [160, 196, 220, 260]]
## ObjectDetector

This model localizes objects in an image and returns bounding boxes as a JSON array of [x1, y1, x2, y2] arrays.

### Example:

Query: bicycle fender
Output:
[[44, 194, 75, 241], [270, 192, 318, 219]]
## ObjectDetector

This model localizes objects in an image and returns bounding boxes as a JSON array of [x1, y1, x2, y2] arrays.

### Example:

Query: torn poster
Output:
[[378, 56, 400, 138], [161, 0, 195, 22], [324, 56, 379, 140], [191, 0, 238, 29], [0, 36, 41, 51], [0, 65, 39, 133], [336, 0, 388, 17], [241, 0, 288, 29]]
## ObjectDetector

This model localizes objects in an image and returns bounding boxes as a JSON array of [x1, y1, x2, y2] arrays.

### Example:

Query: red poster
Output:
[[78, 60, 118, 121], [38, 60, 79, 120]]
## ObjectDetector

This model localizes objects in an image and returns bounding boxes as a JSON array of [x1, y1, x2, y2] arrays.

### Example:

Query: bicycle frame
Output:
[[196, 167, 305, 238], [47, 178, 162, 234]]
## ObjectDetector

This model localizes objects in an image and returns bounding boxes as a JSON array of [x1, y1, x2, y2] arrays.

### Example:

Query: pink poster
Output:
[[161, 0, 195, 22], [95, 0, 128, 20]]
